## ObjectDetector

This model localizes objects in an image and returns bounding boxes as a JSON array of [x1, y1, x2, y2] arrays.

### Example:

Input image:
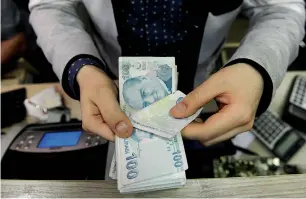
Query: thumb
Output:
[[170, 79, 221, 118], [94, 85, 133, 138]]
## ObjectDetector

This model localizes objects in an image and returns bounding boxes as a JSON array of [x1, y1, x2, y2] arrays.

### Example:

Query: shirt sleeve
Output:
[[225, 1, 305, 116], [64, 55, 106, 100]]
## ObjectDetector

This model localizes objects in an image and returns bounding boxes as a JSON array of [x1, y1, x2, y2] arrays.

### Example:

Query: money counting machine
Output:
[[1, 121, 111, 180]]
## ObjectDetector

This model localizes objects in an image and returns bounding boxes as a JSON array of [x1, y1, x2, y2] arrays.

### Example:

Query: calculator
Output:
[[289, 75, 306, 109], [250, 110, 305, 162], [282, 75, 306, 133]]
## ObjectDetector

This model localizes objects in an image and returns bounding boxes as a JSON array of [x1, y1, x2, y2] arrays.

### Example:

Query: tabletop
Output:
[[2, 174, 306, 198]]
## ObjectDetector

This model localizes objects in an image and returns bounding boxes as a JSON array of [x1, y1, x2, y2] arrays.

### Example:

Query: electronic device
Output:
[[1, 88, 27, 128], [250, 110, 305, 162], [1, 121, 110, 180], [213, 156, 301, 178], [282, 75, 306, 133]]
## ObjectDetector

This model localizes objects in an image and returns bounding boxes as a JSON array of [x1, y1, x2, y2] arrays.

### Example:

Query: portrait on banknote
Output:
[[122, 64, 172, 110]]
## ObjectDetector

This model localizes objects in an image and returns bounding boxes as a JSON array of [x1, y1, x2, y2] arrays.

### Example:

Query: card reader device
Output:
[[1, 121, 110, 180]]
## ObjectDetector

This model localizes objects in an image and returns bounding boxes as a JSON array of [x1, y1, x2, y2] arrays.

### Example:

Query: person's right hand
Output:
[[77, 65, 133, 141]]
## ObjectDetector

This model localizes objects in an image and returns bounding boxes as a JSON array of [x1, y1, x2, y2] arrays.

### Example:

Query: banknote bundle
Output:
[[109, 57, 198, 193]]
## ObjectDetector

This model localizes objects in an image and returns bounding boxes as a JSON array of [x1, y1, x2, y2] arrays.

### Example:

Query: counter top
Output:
[[2, 174, 306, 198]]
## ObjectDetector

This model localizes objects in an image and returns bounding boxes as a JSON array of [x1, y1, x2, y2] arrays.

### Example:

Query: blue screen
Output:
[[38, 131, 82, 148]]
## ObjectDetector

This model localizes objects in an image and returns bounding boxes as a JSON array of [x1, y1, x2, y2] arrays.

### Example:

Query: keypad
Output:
[[15, 133, 36, 150], [290, 76, 306, 109], [252, 111, 289, 146], [27, 134, 35, 139], [84, 135, 105, 147]]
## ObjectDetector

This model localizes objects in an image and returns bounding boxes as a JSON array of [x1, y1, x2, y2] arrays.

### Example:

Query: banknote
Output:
[[109, 153, 117, 179], [109, 58, 179, 180], [117, 128, 188, 186], [119, 57, 176, 115], [120, 173, 186, 193], [111, 57, 188, 193], [130, 90, 203, 138], [109, 151, 187, 190]]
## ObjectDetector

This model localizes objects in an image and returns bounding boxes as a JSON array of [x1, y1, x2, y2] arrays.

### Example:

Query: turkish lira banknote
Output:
[[130, 90, 203, 139], [110, 57, 188, 193]]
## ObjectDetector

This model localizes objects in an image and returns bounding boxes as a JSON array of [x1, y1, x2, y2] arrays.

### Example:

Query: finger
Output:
[[85, 118, 115, 142], [81, 98, 115, 141], [202, 125, 248, 146], [194, 117, 203, 123], [181, 104, 249, 141], [94, 85, 133, 138], [170, 77, 223, 118], [113, 80, 119, 88]]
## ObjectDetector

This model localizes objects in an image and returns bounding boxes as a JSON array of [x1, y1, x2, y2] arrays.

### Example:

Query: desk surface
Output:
[[2, 174, 306, 198]]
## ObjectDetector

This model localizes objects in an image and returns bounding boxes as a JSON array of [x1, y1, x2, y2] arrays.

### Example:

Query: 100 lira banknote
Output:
[[110, 57, 187, 193], [130, 90, 203, 139]]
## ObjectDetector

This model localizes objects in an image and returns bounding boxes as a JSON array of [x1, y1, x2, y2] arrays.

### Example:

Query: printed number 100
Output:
[[172, 151, 183, 168], [126, 153, 138, 179]]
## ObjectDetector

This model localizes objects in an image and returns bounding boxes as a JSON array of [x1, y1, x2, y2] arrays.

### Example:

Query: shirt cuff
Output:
[[224, 58, 273, 116], [62, 54, 107, 100]]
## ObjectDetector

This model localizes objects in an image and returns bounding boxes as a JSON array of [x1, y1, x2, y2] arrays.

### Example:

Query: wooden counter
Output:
[[2, 174, 306, 198]]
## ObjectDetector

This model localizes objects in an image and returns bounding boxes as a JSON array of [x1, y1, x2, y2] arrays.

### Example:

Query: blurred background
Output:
[[2, 0, 305, 86], [1, 0, 306, 181]]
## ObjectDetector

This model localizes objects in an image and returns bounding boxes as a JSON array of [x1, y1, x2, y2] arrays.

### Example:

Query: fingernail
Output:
[[174, 102, 186, 113], [115, 121, 128, 135]]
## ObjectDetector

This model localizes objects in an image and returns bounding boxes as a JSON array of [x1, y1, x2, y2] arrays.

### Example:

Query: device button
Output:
[[87, 136, 92, 140], [94, 141, 100, 146], [24, 145, 29, 150], [85, 141, 91, 146], [16, 146, 20, 150], [19, 140, 25, 144], [96, 136, 101, 139], [27, 134, 35, 139], [28, 140, 33, 144]]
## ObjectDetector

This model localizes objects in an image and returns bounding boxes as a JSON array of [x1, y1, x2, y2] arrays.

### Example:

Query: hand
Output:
[[113, 79, 119, 88], [77, 65, 133, 141], [170, 63, 264, 146]]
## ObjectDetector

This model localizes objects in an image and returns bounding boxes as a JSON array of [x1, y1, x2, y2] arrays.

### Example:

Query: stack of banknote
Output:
[[109, 57, 189, 193]]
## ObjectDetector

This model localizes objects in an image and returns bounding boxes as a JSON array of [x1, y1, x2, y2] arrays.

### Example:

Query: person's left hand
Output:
[[170, 63, 264, 146]]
